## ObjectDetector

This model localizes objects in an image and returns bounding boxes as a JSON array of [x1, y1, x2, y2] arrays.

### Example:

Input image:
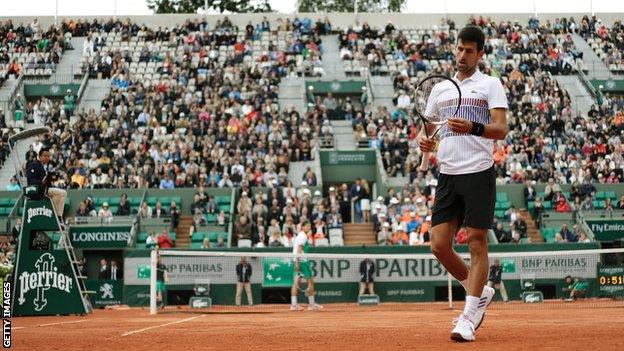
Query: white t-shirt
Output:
[[292, 231, 308, 256], [426, 69, 508, 175]]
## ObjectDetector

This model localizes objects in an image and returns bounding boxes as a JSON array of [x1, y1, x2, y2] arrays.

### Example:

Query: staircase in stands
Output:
[[175, 215, 194, 248], [518, 209, 542, 243], [343, 223, 376, 246]]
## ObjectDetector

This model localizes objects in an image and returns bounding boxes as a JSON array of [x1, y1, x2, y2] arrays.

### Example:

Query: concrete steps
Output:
[[320, 35, 345, 78], [519, 209, 542, 243], [175, 215, 194, 248], [343, 223, 376, 246], [332, 120, 357, 150]]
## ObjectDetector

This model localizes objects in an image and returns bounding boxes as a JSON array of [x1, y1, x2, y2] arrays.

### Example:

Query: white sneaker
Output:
[[307, 303, 323, 311], [473, 285, 495, 330], [451, 314, 476, 342], [290, 304, 303, 311]]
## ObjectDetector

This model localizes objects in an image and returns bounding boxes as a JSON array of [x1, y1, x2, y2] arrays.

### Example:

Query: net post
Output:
[[150, 249, 158, 315], [447, 272, 453, 310]]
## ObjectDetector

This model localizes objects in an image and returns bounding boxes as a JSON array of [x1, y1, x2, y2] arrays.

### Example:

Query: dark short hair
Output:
[[458, 26, 485, 51], [38, 147, 50, 156]]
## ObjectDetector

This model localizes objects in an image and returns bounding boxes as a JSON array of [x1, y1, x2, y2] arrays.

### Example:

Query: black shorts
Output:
[[431, 166, 495, 230]]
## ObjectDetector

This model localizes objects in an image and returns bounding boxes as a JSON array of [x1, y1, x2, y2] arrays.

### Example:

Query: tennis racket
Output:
[[415, 74, 462, 171]]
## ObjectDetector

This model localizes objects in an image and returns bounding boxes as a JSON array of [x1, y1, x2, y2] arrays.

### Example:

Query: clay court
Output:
[[10, 301, 624, 351]]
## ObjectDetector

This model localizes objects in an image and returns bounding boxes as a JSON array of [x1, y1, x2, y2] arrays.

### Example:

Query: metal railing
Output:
[[576, 211, 597, 242]]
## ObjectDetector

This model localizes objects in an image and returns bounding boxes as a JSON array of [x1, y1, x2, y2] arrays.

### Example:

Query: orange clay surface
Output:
[[10, 300, 624, 351]]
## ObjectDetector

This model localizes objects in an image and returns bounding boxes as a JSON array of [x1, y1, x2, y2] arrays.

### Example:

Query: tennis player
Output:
[[291, 220, 323, 311], [418, 26, 509, 342]]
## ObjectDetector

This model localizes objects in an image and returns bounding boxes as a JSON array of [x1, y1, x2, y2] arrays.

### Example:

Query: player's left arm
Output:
[[480, 108, 508, 140]]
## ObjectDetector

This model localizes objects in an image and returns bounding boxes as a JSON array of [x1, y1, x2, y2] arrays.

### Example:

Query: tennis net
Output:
[[145, 248, 624, 314]]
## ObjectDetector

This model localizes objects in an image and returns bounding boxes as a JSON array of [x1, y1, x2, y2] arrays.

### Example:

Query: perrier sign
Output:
[[12, 198, 89, 316]]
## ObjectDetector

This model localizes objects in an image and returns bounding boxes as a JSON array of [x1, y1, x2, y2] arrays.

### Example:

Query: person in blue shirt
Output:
[[406, 212, 421, 234], [159, 174, 175, 189], [6, 177, 20, 191]]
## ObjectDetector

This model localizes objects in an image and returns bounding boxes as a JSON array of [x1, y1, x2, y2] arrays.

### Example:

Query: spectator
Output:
[[235, 257, 253, 306], [201, 237, 211, 249], [116, 193, 131, 216], [578, 231, 590, 243], [494, 223, 510, 243], [235, 216, 252, 242], [169, 201, 181, 229], [377, 222, 392, 245], [523, 180, 537, 204], [215, 235, 226, 248], [359, 257, 375, 296], [98, 259, 110, 279], [139, 202, 153, 218], [391, 229, 408, 245], [6, 177, 20, 191], [617, 195, 624, 210], [554, 232, 567, 243], [152, 201, 168, 218], [350, 178, 364, 222], [11, 218, 22, 243], [98, 202, 113, 218], [157, 230, 174, 249], [487, 259, 509, 302], [566, 224, 580, 242], [76, 201, 92, 217], [360, 179, 372, 223], [216, 211, 228, 227], [146, 231, 157, 249]]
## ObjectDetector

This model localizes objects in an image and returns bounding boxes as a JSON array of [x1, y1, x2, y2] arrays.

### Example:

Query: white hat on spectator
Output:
[[530, 180, 536, 185], [102, 202, 109, 208], [429, 179, 438, 186], [180, 112, 186, 117], [329, 187, 336, 191], [286, 198, 293, 204], [377, 196, 384, 201], [404, 198, 410, 203], [416, 198, 423, 203], [101, 107, 106, 111], [380, 213, 387, 218], [301, 180, 308, 186], [410, 212, 416, 217], [383, 222, 390, 228], [303, 189, 311, 195], [390, 197, 399, 205], [314, 190, 321, 196], [425, 215, 432, 221], [375, 203, 382, 209]]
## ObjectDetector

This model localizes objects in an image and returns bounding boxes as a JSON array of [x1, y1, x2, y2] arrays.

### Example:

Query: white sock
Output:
[[291, 296, 297, 306], [459, 279, 469, 291], [308, 295, 315, 305], [463, 295, 480, 321]]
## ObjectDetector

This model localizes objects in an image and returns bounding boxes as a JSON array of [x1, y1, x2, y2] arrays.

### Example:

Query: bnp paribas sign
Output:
[[70, 226, 132, 248]]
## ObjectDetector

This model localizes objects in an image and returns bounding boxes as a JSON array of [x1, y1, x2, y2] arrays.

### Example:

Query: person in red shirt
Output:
[[157, 229, 174, 248]]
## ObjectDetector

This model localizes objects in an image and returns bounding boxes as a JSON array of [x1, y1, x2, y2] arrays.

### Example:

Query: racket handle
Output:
[[419, 152, 430, 171]]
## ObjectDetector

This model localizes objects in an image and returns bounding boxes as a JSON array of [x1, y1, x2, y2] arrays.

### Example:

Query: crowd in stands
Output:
[[339, 16, 624, 191], [0, 18, 72, 80], [579, 15, 624, 70], [10, 17, 335, 192], [233, 170, 346, 248]]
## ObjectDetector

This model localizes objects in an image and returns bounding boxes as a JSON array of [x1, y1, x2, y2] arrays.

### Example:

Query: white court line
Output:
[[121, 315, 205, 337], [39, 319, 90, 327], [452, 309, 499, 316], [12, 327, 26, 330]]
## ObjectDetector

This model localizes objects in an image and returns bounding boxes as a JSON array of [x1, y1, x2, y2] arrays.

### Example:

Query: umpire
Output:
[[26, 147, 67, 221], [359, 257, 375, 296]]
